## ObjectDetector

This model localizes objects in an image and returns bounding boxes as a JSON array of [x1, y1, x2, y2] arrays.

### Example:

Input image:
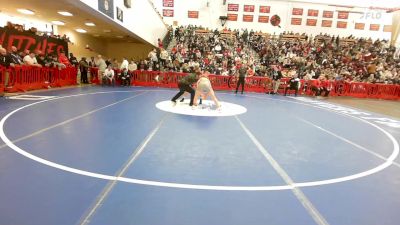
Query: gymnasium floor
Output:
[[0, 86, 399, 225]]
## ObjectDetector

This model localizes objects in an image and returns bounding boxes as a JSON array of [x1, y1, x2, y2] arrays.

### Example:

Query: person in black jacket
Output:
[[0, 48, 12, 68], [171, 71, 199, 106], [284, 74, 301, 97], [270, 65, 283, 94], [235, 64, 248, 94]]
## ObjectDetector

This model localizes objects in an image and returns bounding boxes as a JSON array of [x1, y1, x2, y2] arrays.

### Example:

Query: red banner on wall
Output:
[[163, 9, 174, 17], [291, 18, 302, 25], [337, 11, 349, 19], [321, 20, 332, 27], [292, 8, 304, 15], [259, 6, 271, 13], [188, 11, 199, 19], [383, 25, 392, 32], [227, 14, 238, 21], [258, 16, 269, 23], [337, 21, 347, 28], [243, 15, 254, 22], [306, 19, 317, 26], [355, 23, 365, 30], [308, 9, 319, 17], [0, 27, 68, 55], [163, 0, 174, 7], [370, 24, 380, 31], [322, 10, 333, 18], [228, 4, 239, 11], [244, 5, 255, 12]]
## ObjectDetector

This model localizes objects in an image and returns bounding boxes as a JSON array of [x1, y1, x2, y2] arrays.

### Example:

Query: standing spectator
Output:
[[235, 64, 248, 94], [270, 65, 283, 94], [96, 55, 107, 84], [79, 57, 89, 84], [120, 57, 129, 71], [0, 48, 12, 67], [148, 49, 158, 65], [88, 56, 96, 67], [69, 53, 79, 67], [0, 48, 12, 91], [158, 38, 163, 49], [160, 48, 168, 67]]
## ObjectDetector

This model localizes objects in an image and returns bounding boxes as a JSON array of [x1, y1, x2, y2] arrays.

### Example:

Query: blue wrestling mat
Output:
[[0, 86, 399, 225]]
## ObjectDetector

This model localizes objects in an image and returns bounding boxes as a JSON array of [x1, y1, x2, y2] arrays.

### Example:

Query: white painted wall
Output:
[[78, 0, 168, 46], [154, 0, 393, 40]]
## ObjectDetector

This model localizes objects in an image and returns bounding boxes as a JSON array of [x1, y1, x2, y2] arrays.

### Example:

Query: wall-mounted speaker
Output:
[[124, 0, 131, 8]]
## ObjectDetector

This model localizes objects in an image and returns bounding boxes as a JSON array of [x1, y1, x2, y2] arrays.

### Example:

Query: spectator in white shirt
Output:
[[120, 57, 129, 71], [23, 52, 42, 67], [102, 64, 115, 86], [128, 60, 137, 71], [96, 55, 107, 84]]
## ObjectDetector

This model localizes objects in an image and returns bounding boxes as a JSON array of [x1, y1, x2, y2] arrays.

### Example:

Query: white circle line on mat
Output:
[[0, 90, 398, 191]]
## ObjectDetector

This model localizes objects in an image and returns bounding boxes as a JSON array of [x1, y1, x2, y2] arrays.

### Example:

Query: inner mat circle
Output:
[[156, 100, 247, 117]]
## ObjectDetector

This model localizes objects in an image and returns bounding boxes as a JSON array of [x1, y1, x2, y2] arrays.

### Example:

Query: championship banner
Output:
[[292, 8, 303, 15], [337, 11, 349, 19], [259, 6, 271, 13], [188, 11, 199, 19], [355, 23, 365, 30], [306, 19, 317, 26], [337, 21, 347, 28], [258, 16, 269, 23], [308, 9, 319, 17], [228, 4, 239, 12], [163, 0, 174, 7], [323, 11, 333, 18], [321, 20, 332, 27], [369, 24, 380, 31], [243, 15, 254, 22], [383, 25, 392, 32], [0, 27, 68, 55], [163, 9, 174, 17], [291, 18, 302, 25], [244, 5, 255, 12], [227, 14, 238, 21]]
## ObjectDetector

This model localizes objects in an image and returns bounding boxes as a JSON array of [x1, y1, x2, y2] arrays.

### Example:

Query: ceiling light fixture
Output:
[[116, 35, 124, 38], [85, 22, 96, 26], [51, 21, 65, 25], [76, 28, 87, 33], [58, 11, 73, 16], [103, 29, 111, 33], [17, 9, 35, 15]]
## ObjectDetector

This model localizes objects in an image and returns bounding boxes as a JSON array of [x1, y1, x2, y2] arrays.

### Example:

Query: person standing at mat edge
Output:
[[171, 71, 199, 106], [235, 64, 250, 94]]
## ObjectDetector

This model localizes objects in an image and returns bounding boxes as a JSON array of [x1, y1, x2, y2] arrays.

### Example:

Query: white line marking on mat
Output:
[[297, 117, 400, 168], [0, 91, 398, 191], [235, 116, 330, 225], [79, 115, 168, 225], [0, 91, 147, 151]]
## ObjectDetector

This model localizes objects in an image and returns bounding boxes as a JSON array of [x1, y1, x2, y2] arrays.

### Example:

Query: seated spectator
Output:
[[23, 52, 42, 67], [102, 64, 115, 86], [9, 46, 23, 65], [128, 60, 137, 71], [119, 69, 131, 86], [58, 51, 71, 67]]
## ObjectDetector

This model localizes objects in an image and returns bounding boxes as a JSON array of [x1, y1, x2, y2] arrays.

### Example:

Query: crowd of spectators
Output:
[[108, 25, 399, 86]]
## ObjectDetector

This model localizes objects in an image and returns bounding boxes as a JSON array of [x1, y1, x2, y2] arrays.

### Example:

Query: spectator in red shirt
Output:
[[158, 38, 163, 49], [58, 51, 71, 67]]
